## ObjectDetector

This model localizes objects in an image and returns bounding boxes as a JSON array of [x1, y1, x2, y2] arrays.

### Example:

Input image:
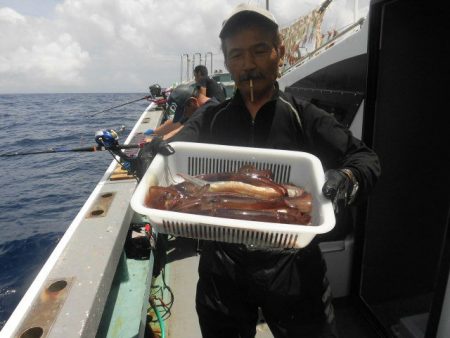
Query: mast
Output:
[[318, 0, 332, 14]]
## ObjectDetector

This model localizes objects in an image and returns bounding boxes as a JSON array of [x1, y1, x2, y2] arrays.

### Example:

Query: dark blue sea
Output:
[[0, 93, 152, 329]]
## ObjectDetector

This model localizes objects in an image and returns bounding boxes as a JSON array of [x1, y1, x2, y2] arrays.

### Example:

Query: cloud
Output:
[[7, 34, 89, 81], [0, 0, 368, 93], [0, 6, 26, 23], [0, 7, 90, 92]]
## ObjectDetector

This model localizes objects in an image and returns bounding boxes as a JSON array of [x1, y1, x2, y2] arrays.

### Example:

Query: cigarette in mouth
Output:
[[250, 79, 254, 102]]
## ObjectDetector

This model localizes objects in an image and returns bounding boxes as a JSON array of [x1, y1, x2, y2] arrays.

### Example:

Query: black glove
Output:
[[322, 169, 359, 212], [146, 135, 175, 156], [128, 136, 175, 180]]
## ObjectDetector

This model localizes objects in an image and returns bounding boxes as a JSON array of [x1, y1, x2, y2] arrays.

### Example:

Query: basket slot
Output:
[[281, 233, 289, 247], [186, 156, 292, 183], [248, 231, 254, 244], [199, 223, 205, 239], [230, 228, 236, 242], [262, 232, 269, 246], [225, 227, 231, 243], [273, 233, 279, 247], [289, 234, 298, 248], [244, 229, 250, 243], [266, 163, 292, 184], [212, 226, 217, 241], [261, 232, 270, 246], [158, 220, 299, 248]]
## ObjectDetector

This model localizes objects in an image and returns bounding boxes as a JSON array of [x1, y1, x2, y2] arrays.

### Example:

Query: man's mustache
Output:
[[238, 71, 264, 82]]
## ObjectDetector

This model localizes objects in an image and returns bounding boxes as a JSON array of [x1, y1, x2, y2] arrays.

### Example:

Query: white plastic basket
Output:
[[130, 142, 335, 248]]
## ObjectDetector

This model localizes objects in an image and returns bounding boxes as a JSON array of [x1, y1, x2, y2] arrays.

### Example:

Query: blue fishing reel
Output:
[[95, 128, 138, 176], [94, 128, 175, 181], [95, 129, 119, 148]]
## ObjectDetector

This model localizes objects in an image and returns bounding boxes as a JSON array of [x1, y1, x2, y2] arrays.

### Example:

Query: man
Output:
[[194, 65, 226, 102], [174, 4, 380, 338], [144, 83, 219, 141]]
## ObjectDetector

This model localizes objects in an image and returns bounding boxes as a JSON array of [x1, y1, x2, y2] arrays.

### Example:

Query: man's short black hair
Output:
[[194, 65, 208, 77], [220, 16, 282, 62]]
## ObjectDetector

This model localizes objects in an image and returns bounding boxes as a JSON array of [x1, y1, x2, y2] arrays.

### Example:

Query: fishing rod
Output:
[[0, 129, 148, 158], [88, 84, 170, 118], [0, 126, 128, 157], [1, 128, 175, 180], [88, 95, 154, 117], [0, 144, 141, 157]]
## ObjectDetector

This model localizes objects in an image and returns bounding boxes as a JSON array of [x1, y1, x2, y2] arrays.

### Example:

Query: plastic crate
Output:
[[130, 142, 335, 248]]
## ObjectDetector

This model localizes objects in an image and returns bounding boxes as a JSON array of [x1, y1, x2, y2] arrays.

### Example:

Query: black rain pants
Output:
[[196, 241, 338, 338]]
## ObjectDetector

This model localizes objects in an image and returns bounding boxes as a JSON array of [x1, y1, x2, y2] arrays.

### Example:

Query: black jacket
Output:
[[198, 77, 226, 102]]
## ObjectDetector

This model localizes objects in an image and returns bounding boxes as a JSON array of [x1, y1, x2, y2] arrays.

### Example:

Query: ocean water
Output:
[[0, 93, 152, 329]]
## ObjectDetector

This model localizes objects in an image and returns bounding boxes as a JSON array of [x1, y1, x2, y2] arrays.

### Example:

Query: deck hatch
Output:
[[86, 192, 116, 218], [15, 277, 74, 338]]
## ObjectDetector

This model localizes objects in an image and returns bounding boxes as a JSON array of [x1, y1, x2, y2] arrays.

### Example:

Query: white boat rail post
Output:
[[180, 54, 183, 83], [205, 51, 213, 74], [185, 54, 190, 82]]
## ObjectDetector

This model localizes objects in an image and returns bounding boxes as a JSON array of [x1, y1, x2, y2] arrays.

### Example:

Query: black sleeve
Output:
[[298, 100, 381, 200], [178, 115, 189, 125], [168, 103, 215, 143], [206, 78, 226, 102]]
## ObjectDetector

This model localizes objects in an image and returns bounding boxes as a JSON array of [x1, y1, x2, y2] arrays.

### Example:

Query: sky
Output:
[[0, 0, 368, 93]]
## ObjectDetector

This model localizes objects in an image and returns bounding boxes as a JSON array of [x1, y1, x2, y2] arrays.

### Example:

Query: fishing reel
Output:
[[149, 83, 162, 98], [95, 129, 120, 148], [94, 128, 175, 180], [95, 128, 137, 174], [94, 126, 126, 150]]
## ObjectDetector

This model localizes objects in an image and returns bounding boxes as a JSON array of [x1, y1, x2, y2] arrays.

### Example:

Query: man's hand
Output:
[[322, 169, 358, 212]]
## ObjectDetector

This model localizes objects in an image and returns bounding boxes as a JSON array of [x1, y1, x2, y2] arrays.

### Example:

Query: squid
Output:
[[171, 192, 312, 214], [177, 173, 287, 199], [145, 166, 313, 225]]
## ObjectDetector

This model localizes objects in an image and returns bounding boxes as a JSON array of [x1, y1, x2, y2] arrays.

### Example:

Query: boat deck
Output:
[[153, 236, 379, 338], [162, 237, 274, 338]]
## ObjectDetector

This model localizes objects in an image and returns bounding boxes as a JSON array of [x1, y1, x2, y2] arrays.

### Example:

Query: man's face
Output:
[[223, 25, 284, 100]]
